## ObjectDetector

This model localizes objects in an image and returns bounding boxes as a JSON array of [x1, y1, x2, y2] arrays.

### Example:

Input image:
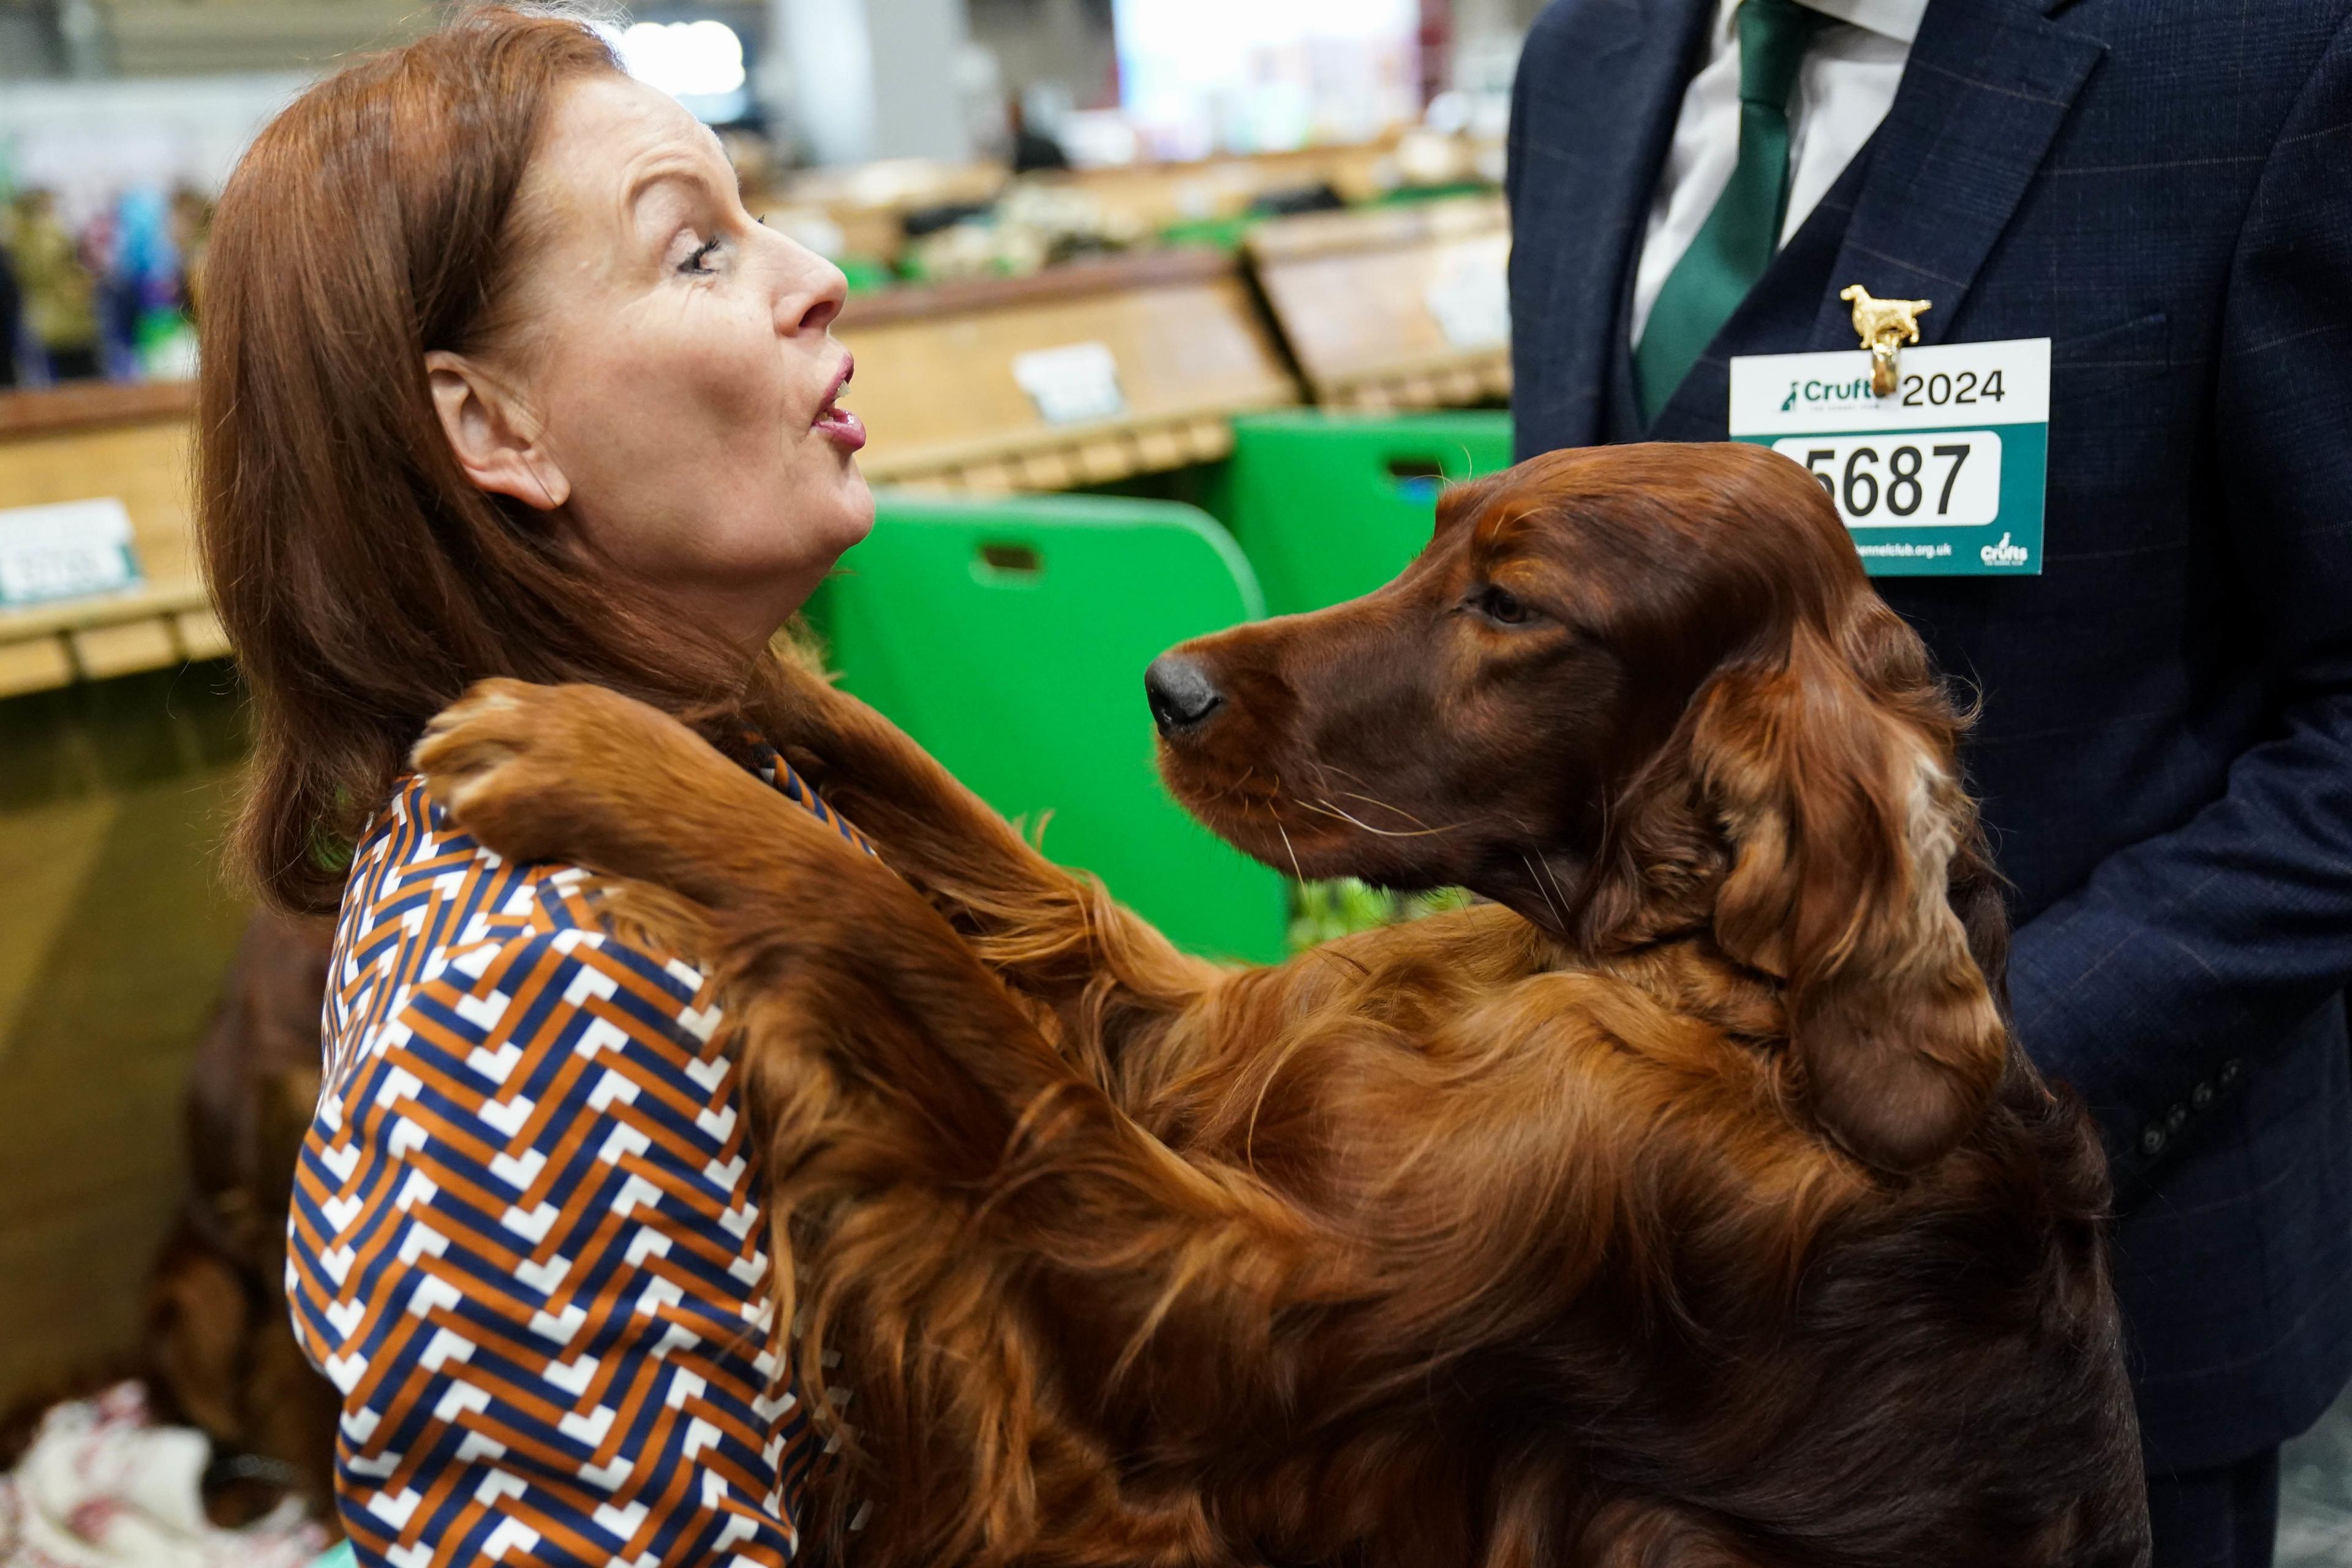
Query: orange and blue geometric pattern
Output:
[[289, 748, 869, 1566]]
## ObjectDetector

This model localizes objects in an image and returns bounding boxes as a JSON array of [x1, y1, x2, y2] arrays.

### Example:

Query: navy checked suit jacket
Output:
[[1507, 0, 2352, 1471]]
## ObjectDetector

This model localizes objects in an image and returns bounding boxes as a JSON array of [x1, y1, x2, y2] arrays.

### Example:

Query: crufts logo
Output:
[[1980, 532, 2030, 567], [1782, 376, 1876, 410]]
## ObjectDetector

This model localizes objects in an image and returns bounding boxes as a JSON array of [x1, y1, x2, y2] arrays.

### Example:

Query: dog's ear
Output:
[[1691, 611, 2004, 1173]]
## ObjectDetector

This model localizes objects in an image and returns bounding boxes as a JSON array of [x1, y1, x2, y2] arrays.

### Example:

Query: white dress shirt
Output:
[[1628, 0, 1927, 345]]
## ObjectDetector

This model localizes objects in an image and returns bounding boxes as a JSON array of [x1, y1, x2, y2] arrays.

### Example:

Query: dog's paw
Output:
[[411, 679, 704, 873]]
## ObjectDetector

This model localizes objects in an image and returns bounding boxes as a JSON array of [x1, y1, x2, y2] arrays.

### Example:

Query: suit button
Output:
[[2192, 1081, 2215, 1110], [2166, 1104, 2188, 1132], [2221, 1057, 2244, 1086], [2140, 1125, 2168, 1156]]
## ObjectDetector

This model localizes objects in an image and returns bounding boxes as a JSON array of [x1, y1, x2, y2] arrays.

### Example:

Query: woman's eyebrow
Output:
[[623, 165, 711, 225]]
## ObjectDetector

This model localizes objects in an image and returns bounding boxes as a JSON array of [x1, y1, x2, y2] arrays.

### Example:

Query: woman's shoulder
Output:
[[325, 774, 712, 1091], [341, 772, 609, 945], [292, 780, 812, 1554], [297, 774, 770, 1393]]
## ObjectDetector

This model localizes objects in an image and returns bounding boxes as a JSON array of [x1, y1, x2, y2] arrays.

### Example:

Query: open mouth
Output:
[[813, 352, 866, 451]]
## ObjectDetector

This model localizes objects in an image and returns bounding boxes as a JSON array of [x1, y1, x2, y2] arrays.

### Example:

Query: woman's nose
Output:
[[776, 250, 848, 336]]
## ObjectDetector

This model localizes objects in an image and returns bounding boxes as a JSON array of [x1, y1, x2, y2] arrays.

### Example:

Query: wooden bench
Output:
[[1046, 140, 1401, 235], [1247, 194, 1513, 411], [0, 382, 228, 700], [768, 157, 1011, 267], [842, 249, 1300, 491]]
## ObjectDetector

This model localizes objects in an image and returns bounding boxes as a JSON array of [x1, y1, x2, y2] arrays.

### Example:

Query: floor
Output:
[[2282, 1385, 2352, 1566]]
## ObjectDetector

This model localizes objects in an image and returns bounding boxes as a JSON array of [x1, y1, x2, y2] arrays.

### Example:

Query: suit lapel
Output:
[[1804, 0, 2107, 349], [1512, 0, 1714, 448]]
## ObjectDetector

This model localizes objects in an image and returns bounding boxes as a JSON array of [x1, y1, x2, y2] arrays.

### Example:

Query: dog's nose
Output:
[[1145, 654, 1225, 734]]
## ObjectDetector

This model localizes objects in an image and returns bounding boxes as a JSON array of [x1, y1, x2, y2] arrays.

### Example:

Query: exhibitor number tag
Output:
[[1728, 337, 2050, 576], [1781, 432, 2002, 529]]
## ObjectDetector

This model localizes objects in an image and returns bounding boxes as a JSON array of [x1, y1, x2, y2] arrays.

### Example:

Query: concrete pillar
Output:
[[767, 0, 973, 166], [868, 0, 974, 160]]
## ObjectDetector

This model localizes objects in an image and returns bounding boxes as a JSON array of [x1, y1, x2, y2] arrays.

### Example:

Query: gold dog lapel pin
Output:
[[1841, 285, 1932, 397]]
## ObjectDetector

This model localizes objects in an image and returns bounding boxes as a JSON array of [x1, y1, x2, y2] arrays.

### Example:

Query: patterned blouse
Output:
[[287, 747, 870, 1567]]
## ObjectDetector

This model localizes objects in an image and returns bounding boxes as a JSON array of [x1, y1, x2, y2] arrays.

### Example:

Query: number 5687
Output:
[[1772, 431, 2004, 529]]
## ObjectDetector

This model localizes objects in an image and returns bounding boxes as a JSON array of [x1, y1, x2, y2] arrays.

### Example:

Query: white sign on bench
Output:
[[1013, 342, 1129, 428], [0, 498, 144, 609]]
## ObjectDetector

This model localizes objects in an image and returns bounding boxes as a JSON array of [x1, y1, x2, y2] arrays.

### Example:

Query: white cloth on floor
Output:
[[0, 1385, 326, 1568]]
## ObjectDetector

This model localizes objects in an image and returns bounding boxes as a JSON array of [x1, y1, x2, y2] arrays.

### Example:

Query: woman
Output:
[[197, 10, 873, 1561]]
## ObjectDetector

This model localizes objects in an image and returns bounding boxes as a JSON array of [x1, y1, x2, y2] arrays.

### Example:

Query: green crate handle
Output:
[[972, 540, 1046, 581]]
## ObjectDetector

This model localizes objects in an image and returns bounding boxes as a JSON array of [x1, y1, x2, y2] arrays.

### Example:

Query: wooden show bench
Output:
[[0, 380, 227, 699], [762, 140, 1432, 270], [767, 157, 1012, 268], [1248, 194, 1513, 411], [1044, 140, 1403, 237], [843, 249, 1298, 491]]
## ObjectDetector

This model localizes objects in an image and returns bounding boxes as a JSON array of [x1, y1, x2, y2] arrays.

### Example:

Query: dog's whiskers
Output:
[[1313, 760, 1379, 791], [1303, 797, 1460, 840], [1521, 850, 1570, 932], [1273, 816, 1308, 884], [1333, 790, 1444, 831], [1539, 854, 1578, 930], [1203, 766, 1278, 811]]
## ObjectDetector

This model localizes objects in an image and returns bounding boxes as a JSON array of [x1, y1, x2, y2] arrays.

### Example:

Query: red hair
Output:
[[197, 6, 790, 914]]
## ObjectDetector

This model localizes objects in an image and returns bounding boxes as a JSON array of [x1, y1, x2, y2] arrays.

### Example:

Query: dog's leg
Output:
[[767, 668, 1431, 1125], [766, 660, 1226, 1063], [701, 892, 1332, 1567], [416, 681, 1340, 1563], [410, 677, 1335, 1290]]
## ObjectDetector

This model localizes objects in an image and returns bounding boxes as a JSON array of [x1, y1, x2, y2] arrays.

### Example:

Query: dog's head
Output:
[[1150, 442, 2007, 1172]]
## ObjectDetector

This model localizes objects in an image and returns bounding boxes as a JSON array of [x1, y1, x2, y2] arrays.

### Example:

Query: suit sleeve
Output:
[[287, 927, 803, 1568], [2005, 14, 2352, 1196]]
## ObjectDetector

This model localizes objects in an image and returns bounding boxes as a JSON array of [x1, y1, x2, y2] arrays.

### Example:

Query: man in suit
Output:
[[1506, 1, 2352, 1562]]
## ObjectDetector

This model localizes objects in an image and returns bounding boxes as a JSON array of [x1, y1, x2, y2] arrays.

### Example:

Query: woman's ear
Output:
[[424, 350, 570, 511], [1692, 614, 2005, 1174]]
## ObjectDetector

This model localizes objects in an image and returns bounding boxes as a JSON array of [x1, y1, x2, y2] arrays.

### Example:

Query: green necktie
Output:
[[1634, 0, 1830, 425]]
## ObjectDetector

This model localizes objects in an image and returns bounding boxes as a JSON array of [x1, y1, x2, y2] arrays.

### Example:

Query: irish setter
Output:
[[413, 442, 2148, 1568]]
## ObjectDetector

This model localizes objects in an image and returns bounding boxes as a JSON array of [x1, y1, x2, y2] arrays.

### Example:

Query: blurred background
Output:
[[0, 0, 1536, 371], [0, 1, 2346, 1562]]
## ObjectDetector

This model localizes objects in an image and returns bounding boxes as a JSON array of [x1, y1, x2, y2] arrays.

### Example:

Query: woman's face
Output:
[[442, 73, 872, 645]]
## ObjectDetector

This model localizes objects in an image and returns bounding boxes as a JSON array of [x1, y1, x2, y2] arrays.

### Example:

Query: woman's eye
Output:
[[679, 236, 722, 275], [1480, 586, 1532, 625]]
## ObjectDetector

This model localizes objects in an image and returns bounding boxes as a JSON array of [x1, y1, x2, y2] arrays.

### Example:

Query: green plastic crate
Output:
[[1207, 410, 1517, 617], [809, 493, 1289, 964]]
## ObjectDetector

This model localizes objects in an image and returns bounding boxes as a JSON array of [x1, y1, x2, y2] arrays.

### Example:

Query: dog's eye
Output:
[[1479, 586, 1532, 625]]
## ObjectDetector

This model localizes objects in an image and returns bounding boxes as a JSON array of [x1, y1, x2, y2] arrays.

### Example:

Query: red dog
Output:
[[416, 442, 2147, 1567]]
